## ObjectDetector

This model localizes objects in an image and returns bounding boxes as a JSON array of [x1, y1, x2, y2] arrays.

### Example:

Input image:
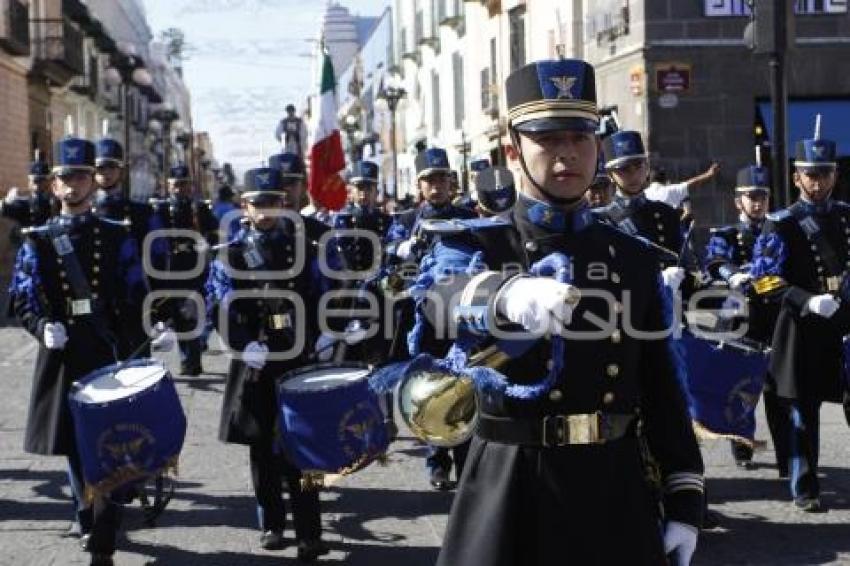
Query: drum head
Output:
[[72, 362, 166, 404], [280, 364, 370, 392]]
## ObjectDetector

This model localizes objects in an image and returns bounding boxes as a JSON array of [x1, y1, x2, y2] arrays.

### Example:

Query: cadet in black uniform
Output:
[[585, 161, 614, 209], [151, 164, 218, 375], [415, 58, 704, 566], [2, 151, 55, 227], [597, 130, 687, 292], [205, 166, 330, 562], [386, 147, 477, 257], [704, 163, 789, 472], [750, 122, 850, 512], [10, 136, 150, 566]]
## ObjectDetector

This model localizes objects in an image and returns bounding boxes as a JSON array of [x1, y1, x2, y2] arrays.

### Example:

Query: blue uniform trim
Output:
[[659, 274, 693, 411], [9, 242, 43, 317], [705, 234, 733, 263], [750, 232, 787, 278], [118, 237, 146, 304]]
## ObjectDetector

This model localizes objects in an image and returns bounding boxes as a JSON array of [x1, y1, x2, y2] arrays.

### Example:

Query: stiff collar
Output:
[[52, 211, 95, 229], [797, 196, 833, 216], [516, 194, 594, 234], [614, 190, 647, 211]]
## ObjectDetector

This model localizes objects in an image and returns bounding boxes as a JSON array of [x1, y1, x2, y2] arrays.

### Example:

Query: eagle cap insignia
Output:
[[812, 144, 827, 158], [615, 139, 634, 153], [551, 76, 577, 99], [256, 172, 270, 185], [65, 146, 81, 159]]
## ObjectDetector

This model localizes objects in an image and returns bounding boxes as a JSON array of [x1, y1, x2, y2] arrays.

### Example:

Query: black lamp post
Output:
[[105, 43, 152, 200], [377, 73, 406, 199]]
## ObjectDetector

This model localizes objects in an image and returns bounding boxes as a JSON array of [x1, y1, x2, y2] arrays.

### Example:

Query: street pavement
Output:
[[1, 326, 849, 565]]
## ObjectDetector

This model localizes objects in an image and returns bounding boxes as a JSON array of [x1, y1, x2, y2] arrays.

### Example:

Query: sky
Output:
[[142, 0, 389, 176]]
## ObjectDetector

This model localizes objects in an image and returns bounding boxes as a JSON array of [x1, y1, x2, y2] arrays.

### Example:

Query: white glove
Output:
[[496, 276, 580, 335], [662, 267, 686, 292], [315, 333, 336, 362], [663, 521, 698, 566], [150, 322, 175, 352], [727, 272, 751, 290], [344, 320, 369, 345], [396, 238, 416, 260], [805, 293, 840, 319], [4, 187, 22, 204], [43, 321, 68, 350], [242, 341, 269, 370]]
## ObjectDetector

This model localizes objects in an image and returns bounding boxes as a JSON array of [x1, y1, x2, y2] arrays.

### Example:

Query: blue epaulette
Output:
[[709, 225, 737, 236], [418, 216, 510, 236]]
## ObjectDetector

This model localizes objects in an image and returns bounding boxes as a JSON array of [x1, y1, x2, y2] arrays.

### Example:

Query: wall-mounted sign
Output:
[[630, 66, 644, 96], [704, 0, 846, 17], [655, 63, 692, 94], [658, 93, 679, 109]]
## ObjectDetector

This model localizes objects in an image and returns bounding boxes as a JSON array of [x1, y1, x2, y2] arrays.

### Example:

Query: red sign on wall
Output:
[[655, 64, 692, 94]]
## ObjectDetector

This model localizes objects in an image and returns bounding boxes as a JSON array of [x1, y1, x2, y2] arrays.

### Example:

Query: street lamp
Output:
[[105, 42, 153, 199], [376, 72, 406, 199], [342, 112, 361, 164], [149, 103, 180, 180]]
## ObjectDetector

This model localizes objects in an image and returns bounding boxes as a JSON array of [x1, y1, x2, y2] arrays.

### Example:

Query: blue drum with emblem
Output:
[[679, 330, 769, 443], [68, 359, 187, 499], [277, 362, 389, 474]]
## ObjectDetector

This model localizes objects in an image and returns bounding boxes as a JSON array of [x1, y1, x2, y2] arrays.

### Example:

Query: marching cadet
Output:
[[92, 135, 168, 356], [205, 166, 331, 562], [750, 118, 850, 512], [413, 57, 704, 565], [474, 165, 517, 218], [387, 147, 477, 259], [596, 130, 687, 292], [2, 150, 55, 227], [704, 160, 789, 473], [10, 136, 156, 566], [150, 164, 218, 375]]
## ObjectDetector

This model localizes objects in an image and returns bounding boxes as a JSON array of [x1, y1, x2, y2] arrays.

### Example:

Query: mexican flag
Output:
[[307, 47, 347, 210]]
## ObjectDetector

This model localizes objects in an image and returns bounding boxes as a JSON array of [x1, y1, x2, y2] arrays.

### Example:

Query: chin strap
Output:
[[509, 129, 587, 207]]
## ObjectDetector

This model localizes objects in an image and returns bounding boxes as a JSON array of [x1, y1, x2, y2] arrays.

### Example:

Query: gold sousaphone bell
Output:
[[397, 344, 513, 447]]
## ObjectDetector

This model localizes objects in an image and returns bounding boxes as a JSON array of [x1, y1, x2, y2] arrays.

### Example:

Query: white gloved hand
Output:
[[315, 333, 336, 362], [343, 320, 369, 345], [727, 272, 752, 291], [805, 293, 840, 319], [4, 187, 22, 204], [396, 238, 416, 260], [242, 341, 269, 370], [43, 321, 68, 350], [496, 276, 580, 335], [663, 521, 698, 566], [662, 267, 686, 292], [150, 322, 175, 352]]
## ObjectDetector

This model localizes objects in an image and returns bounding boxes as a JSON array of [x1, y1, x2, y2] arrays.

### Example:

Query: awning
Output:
[[758, 99, 850, 156]]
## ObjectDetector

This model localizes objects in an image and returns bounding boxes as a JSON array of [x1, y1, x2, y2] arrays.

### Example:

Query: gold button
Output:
[[546, 359, 554, 370], [93, 227, 100, 234], [613, 302, 624, 314], [654, 212, 661, 219], [611, 273, 621, 284], [606, 364, 620, 378], [811, 244, 818, 251], [256, 300, 263, 307], [92, 292, 99, 299], [94, 240, 102, 246], [608, 245, 616, 257], [657, 224, 665, 231], [93, 252, 101, 259], [815, 255, 822, 262], [603, 392, 615, 404], [62, 283, 70, 291], [67, 319, 75, 326], [91, 279, 99, 286], [548, 389, 563, 402], [611, 329, 622, 344], [817, 266, 824, 273], [59, 271, 67, 278], [92, 266, 99, 273], [57, 257, 63, 265]]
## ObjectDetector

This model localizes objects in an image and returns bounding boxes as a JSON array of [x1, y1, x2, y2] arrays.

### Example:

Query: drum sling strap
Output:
[[789, 204, 845, 293]]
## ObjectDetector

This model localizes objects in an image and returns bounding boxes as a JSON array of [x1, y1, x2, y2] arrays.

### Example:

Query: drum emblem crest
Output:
[[337, 401, 383, 459], [97, 423, 157, 473]]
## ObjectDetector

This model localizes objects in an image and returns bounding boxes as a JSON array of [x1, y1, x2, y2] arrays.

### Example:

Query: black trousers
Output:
[[67, 447, 121, 555], [426, 440, 471, 480], [729, 389, 790, 472], [788, 399, 822, 500], [249, 439, 321, 541]]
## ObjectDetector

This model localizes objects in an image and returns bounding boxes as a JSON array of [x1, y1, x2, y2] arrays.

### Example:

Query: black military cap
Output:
[[735, 165, 770, 195], [506, 59, 599, 133], [475, 166, 516, 215]]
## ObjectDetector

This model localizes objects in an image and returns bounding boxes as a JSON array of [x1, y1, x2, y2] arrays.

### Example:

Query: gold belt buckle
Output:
[[826, 276, 841, 293], [69, 298, 92, 317], [269, 313, 291, 330], [567, 413, 602, 445]]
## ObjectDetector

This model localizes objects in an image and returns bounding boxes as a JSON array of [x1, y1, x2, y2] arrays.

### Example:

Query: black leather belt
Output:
[[477, 412, 637, 447]]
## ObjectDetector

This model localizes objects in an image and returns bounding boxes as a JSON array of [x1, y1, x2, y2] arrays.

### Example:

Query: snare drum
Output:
[[68, 359, 187, 498], [277, 363, 389, 475]]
